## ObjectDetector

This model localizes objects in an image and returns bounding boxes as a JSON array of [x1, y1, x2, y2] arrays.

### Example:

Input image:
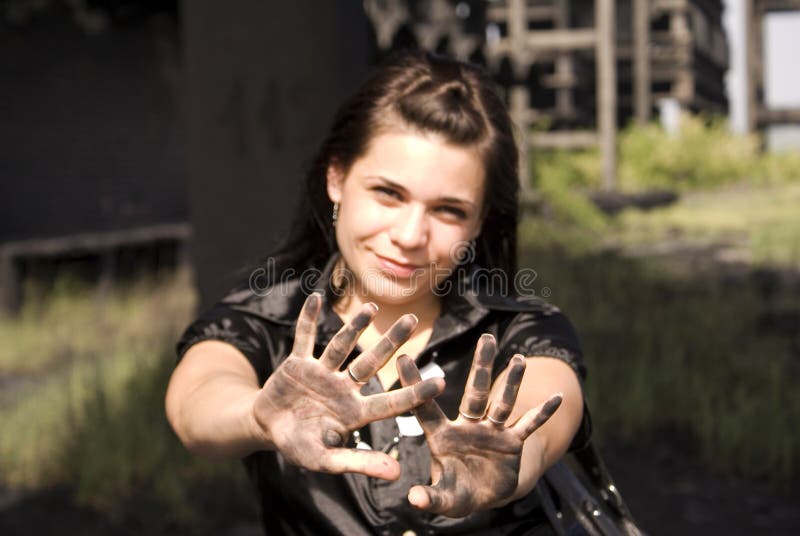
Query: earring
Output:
[[332, 202, 339, 227]]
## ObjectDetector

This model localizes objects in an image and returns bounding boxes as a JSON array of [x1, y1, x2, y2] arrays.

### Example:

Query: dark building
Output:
[[0, 1, 371, 311]]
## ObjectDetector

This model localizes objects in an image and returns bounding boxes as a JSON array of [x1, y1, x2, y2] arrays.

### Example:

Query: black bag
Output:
[[538, 442, 646, 536]]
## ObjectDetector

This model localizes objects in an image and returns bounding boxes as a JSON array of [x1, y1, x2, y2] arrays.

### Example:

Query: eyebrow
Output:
[[369, 176, 478, 208]]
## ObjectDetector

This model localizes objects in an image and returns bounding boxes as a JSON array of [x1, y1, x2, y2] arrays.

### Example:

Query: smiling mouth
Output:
[[373, 253, 426, 277]]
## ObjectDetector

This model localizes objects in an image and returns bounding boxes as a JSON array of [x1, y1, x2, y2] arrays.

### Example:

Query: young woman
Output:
[[166, 51, 588, 535]]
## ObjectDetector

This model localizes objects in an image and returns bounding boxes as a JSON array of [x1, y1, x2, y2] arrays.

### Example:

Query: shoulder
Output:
[[219, 278, 307, 327], [468, 288, 585, 381]]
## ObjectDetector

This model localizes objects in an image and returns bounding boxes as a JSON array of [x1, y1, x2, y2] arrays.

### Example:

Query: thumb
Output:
[[408, 484, 452, 514]]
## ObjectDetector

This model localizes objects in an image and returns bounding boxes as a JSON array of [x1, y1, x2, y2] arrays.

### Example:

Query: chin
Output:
[[358, 275, 432, 306]]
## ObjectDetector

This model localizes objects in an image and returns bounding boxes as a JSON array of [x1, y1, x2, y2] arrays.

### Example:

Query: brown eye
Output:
[[436, 206, 467, 220], [374, 186, 402, 200]]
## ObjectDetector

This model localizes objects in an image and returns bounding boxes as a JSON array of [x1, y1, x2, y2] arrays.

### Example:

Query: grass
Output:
[[528, 114, 800, 229], [611, 181, 800, 270], [518, 196, 800, 485], [0, 272, 194, 375], [0, 271, 257, 532], [520, 115, 800, 485]]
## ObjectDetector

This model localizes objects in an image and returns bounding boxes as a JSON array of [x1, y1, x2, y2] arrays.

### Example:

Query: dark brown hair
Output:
[[269, 50, 520, 276]]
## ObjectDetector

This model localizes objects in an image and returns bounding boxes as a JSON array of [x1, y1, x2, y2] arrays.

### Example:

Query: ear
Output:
[[326, 163, 344, 203]]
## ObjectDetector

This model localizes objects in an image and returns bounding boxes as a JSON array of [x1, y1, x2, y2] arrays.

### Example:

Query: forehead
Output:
[[350, 131, 485, 198]]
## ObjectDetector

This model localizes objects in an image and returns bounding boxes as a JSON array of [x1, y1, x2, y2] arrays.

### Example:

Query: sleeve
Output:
[[175, 303, 274, 384], [498, 310, 586, 382], [497, 309, 592, 452]]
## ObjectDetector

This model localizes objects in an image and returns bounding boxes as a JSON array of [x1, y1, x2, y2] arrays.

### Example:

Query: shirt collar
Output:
[[225, 249, 561, 357], [223, 252, 493, 347]]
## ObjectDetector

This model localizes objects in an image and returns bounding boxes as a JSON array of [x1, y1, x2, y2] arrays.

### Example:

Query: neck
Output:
[[333, 290, 441, 334]]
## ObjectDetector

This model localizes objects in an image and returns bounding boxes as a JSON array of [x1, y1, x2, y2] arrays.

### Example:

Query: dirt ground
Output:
[[601, 436, 800, 535], [1, 435, 798, 535]]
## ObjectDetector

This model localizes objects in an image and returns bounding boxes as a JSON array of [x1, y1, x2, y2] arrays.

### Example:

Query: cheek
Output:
[[338, 201, 389, 244], [432, 229, 472, 267]]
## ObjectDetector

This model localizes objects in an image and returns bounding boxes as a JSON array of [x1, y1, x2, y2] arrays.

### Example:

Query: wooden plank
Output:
[[653, 0, 689, 13], [758, 108, 800, 124], [508, 0, 529, 78], [486, 4, 557, 22], [529, 131, 598, 149], [597, 0, 617, 190], [759, 0, 800, 13], [510, 85, 531, 192], [745, 0, 760, 133], [553, 0, 575, 117], [633, 0, 651, 123], [526, 29, 597, 50], [0, 223, 192, 257]]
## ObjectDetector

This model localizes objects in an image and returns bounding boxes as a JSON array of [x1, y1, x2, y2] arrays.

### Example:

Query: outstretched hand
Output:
[[398, 334, 563, 518], [252, 293, 444, 480]]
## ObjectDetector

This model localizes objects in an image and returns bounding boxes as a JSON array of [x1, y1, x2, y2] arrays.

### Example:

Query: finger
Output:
[[397, 355, 448, 433], [486, 354, 526, 426], [511, 392, 563, 440], [408, 484, 454, 515], [347, 314, 417, 382], [458, 334, 496, 420], [319, 302, 377, 370], [291, 293, 322, 357], [408, 485, 434, 510], [316, 448, 401, 481], [362, 375, 445, 421]]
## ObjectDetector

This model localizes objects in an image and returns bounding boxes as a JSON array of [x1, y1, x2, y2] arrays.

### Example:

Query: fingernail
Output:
[[395, 354, 410, 370], [352, 311, 372, 330], [508, 362, 525, 383], [543, 394, 563, 415]]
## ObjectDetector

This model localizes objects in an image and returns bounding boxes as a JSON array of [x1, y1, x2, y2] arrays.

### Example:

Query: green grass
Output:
[[528, 114, 800, 229], [518, 208, 800, 485], [0, 272, 257, 531], [0, 272, 195, 375], [612, 181, 800, 270]]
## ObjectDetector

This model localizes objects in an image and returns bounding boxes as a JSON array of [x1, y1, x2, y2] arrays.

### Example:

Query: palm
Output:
[[423, 421, 523, 516], [259, 355, 366, 455], [252, 293, 444, 480], [398, 334, 563, 517]]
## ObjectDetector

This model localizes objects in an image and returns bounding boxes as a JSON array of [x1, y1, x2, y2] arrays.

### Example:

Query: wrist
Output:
[[505, 433, 548, 504], [245, 389, 276, 453]]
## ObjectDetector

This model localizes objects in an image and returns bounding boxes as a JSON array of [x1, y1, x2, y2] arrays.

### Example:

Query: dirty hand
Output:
[[398, 334, 562, 517], [253, 293, 444, 480]]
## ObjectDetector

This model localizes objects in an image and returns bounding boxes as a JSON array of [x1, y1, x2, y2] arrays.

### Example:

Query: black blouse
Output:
[[176, 254, 590, 535]]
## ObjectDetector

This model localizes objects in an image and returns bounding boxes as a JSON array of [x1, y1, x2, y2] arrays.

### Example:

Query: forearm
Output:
[[505, 357, 585, 503], [172, 375, 270, 458], [165, 341, 274, 458]]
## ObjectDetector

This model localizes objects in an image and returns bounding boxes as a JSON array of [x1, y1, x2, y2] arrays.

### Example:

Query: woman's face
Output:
[[327, 130, 485, 307]]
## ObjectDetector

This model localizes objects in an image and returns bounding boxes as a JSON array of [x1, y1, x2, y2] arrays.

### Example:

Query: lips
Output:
[[373, 253, 425, 278]]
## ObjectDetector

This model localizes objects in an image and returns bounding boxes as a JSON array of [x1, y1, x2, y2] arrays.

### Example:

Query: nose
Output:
[[389, 204, 428, 250]]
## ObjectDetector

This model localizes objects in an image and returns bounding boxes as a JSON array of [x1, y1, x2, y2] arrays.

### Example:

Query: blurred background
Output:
[[0, 0, 798, 534]]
